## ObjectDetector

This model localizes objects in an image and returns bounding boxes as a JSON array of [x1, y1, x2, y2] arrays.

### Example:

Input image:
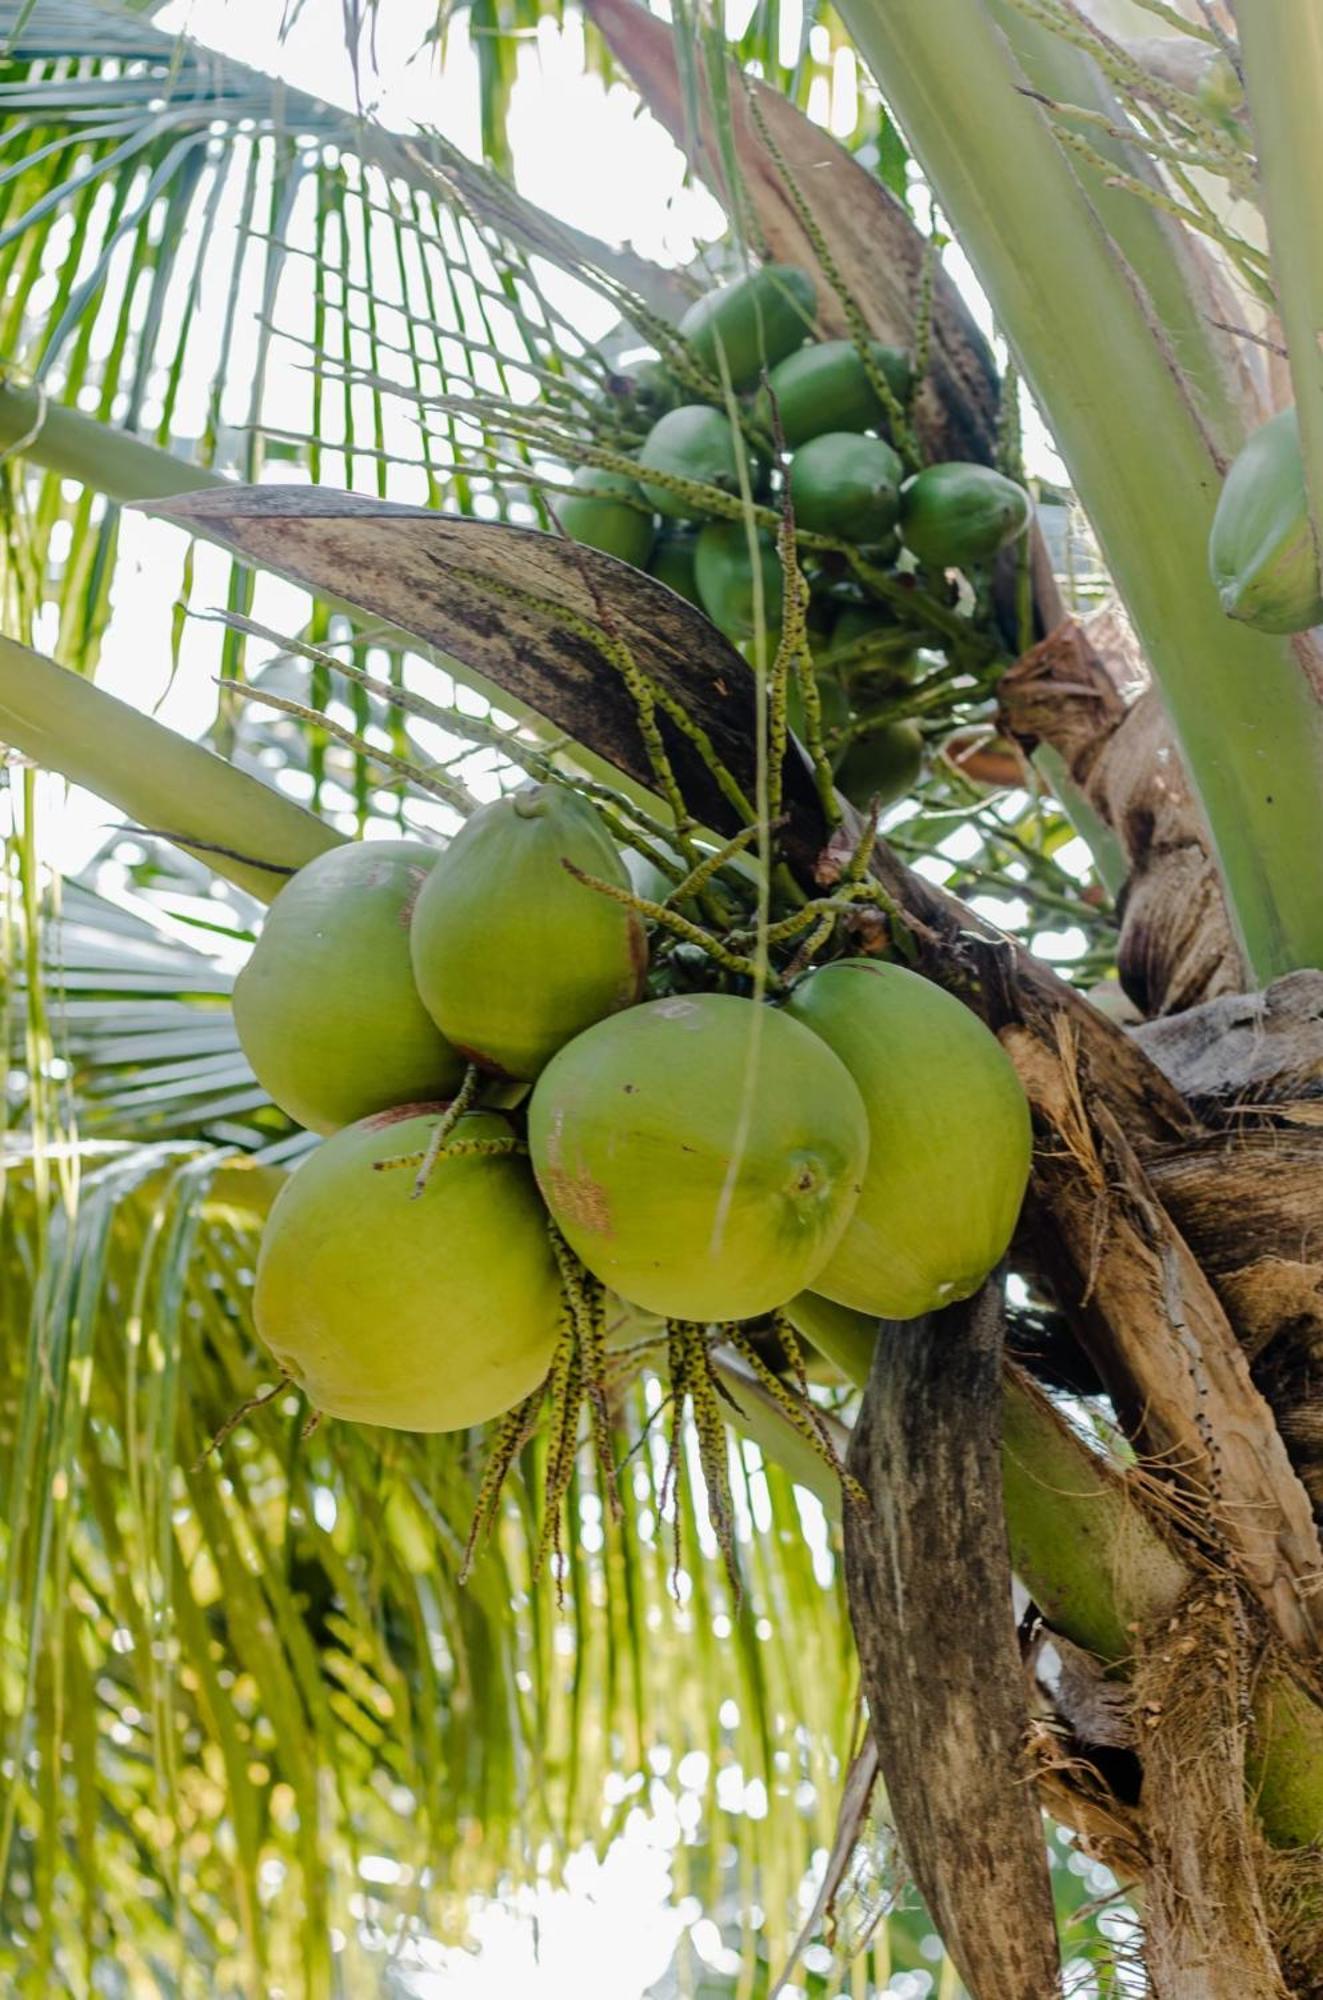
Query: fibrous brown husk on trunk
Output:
[[1000, 612, 1245, 1016], [1136, 1582, 1290, 1998]]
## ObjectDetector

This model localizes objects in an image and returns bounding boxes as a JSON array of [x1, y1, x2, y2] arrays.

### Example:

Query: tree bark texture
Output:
[[843, 1280, 1063, 2000]]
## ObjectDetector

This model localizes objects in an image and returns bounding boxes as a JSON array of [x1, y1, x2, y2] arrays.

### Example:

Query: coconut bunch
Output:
[[235, 784, 1032, 1519], [557, 261, 1033, 815]]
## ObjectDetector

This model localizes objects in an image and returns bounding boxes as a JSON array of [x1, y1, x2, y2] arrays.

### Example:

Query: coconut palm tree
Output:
[[3, 1, 1322, 1995]]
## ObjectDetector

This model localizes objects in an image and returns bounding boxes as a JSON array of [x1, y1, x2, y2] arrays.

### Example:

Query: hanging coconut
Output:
[[899, 462, 1031, 569], [556, 465, 656, 567], [678, 263, 817, 390], [528, 992, 869, 1322], [789, 432, 903, 542], [410, 785, 647, 1081], [232, 840, 463, 1136], [784, 959, 1032, 1319], [755, 338, 910, 449], [253, 1106, 562, 1431], [637, 406, 764, 520], [1208, 406, 1323, 634], [834, 719, 924, 810]]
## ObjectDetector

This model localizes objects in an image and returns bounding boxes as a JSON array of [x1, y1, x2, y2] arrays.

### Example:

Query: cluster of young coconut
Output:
[[559, 261, 1033, 814], [235, 777, 1033, 1570]]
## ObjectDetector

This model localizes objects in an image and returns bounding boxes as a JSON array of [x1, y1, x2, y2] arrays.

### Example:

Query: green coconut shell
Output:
[[557, 465, 656, 567], [679, 263, 817, 390], [529, 992, 869, 1323], [637, 405, 763, 521], [756, 338, 911, 449], [648, 530, 703, 607], [253, 1106, 561, 1431], [834, 719, 924, 810], [232, 840, 464, 1135], [784, 960, 1032, 1319], [1208, 407, 1323, 634], [694, 520, 784, 639], [789, 432, 903, 542], [410, 785, 647, 1081], [826, 603, 921, 683], [899, 462, 1031, 569]]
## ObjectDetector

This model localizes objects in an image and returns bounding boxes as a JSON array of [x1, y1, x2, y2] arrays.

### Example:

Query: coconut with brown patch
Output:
[[527, 992, 868, 1322]]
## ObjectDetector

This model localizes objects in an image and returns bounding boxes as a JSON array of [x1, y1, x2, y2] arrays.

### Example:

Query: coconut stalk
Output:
[[1234, 11, 1323, 558], [0, 633, 342, 900], [830, 0, 1323, 987]]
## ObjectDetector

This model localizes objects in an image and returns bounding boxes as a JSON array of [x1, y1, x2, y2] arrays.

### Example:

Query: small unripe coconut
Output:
[[1208, 408, 1323, 634], [254, 1106, 562, 1430], [834, 719, 924, 810], [789, 432, 903, 542], [637, 406, 763, 521], [694, 520, 784, 639], [678, 263, 816, 390], [232, 840, 463, 1135], [410, 785, 647, 1081], [557, 465, 656, 568], [900, 463, 1031, 570], [785, 960, 1032, 1319], [529, 992, 869, 1323]]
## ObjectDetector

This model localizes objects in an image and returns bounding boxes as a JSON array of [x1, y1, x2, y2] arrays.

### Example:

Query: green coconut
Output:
[[789, 432, 903, 542], [785, 960, 1032, 1319], [834, 719, 924, 810], [637, 406, 763, 521], [529, 992, 868, 1322], [679, 263, 817, 390], [648, 529, 704, 607], [827, 603, 922, 683], [253, 1106, 562, 1430], [694, 520, 784, 639], [231, 840, 463, 1135], [899, 462, 1031, 569], [557, 465, 656, 567], [410, 785, 647, 1081], [1208, 407, 1323, 634], [756, 338, 911, 449]]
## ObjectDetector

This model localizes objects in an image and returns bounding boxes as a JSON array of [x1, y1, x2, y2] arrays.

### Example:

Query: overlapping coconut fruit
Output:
[[785, 960, 1032, 1318], [694, 520, 784, 639], [410, 784, 647, 1081], [557, 465, 656, 567], [790, 432, 902, 543], [232, 841, 463, 1134], [756, 338, 910, 449], [638, 406, 763, 521], [899, 462, 1031, 570], [834, 719, 924, 810], [529, 992, 868, 1322], [648, 529, 703, 606], [679, 263, 816, 390], [254, 1106, 561, 1430], [1208, 406, 1323, 634]]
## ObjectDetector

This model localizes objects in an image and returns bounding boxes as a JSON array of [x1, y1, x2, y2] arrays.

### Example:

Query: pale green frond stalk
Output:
[[833, 0, 1323, 985], [0, 633, 342, 899], [1235, 11, 1323, 561]]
